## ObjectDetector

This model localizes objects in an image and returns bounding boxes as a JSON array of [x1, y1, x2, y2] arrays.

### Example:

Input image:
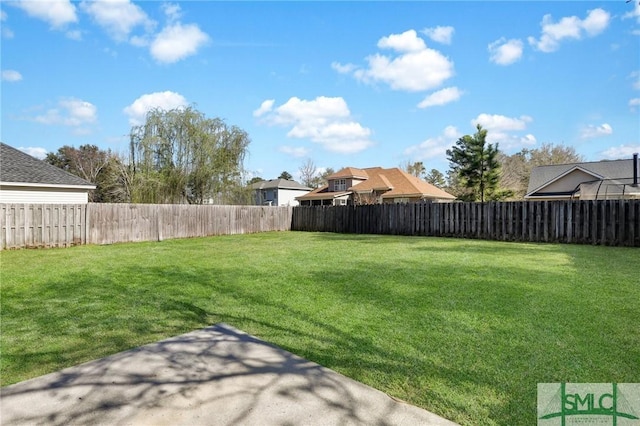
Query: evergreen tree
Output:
[[278, 171, 293, 180], [425, 169, 446, 188], [446, 125, 501, 202]]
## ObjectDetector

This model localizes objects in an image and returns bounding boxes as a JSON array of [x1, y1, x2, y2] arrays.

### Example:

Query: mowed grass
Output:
[[1, 232, 638, 425]]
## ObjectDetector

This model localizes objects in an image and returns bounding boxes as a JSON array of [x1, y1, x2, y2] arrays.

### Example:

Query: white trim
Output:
[[525, 166, 603, 198], [524, 194, 579, 200], [0, 181, 96, 190]]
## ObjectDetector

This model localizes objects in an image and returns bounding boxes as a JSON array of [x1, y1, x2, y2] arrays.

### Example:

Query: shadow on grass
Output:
[[2, 237, 638, 426], [0, 323, 447, 426]]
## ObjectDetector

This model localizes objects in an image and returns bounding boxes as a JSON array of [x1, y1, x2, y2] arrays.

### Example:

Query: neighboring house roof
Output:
[[0, 143, 95, 189], [297, 167, 456, 201], [296, 189, 351, 200], [526, 159, 637, 198], [250, 179, 312, 191], [352, 168, 456, 200], [327, 167, 370, 180]]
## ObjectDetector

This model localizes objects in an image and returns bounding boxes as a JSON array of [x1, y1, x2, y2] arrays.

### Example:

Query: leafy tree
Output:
[[46, 144, 126, 202], [278, 171, 293, 180], [128, 106, 250, 204], [446, 125, 501, 202], [318, 167, 336, 187], [247, 176, 265, 185], [425, 169, 446, 188], [443, 169, 470, 200], [46, 144, 108, 184]]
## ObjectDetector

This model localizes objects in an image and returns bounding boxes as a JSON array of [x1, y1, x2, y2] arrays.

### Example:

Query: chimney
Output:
[[634, 153, 639, 187]]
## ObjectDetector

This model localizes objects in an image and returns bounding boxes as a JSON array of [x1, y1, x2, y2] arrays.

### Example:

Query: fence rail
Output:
[[291, 200, 640, 247], [1, 203, 293, 250]]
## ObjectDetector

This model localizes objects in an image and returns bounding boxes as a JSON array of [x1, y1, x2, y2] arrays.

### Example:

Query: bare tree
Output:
[[298, 159, 319, 188], [46, 145, 122, 202], [499, 143, 584, 199], [401, 161, 426, 179], [353, 191, 380, 205]]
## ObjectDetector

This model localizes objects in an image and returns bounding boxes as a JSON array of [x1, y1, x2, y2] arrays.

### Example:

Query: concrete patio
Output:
[[1, 323, 458, 425]]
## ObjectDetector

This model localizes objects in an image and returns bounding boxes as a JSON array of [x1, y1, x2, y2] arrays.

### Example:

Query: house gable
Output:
[[250, 178, 311, 206], [525, 158, 640, 200], [527, 167, 602, 197]]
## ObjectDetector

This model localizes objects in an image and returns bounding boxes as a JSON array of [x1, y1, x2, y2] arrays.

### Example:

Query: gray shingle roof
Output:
[[250, 179, 312, 190], [0, 143, 95, 187], [526, 159, 637, 195]]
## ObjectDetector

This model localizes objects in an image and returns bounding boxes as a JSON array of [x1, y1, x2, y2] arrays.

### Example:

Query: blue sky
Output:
[[1, 1, 639, 181]]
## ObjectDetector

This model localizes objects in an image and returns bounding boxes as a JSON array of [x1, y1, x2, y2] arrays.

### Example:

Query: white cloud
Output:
[[150, 23, 209, 63], [630, 98, 640, 109], [13, 0, 77, 28], [2, 10, 14, 39], [18, 147, 48, 160], [488, 38, 523, 65], [331, 62, 357, 74], [581, 8, 610, 36], [528, 8, 610, 52], [129, 35, 150, 47], [421, 26, 454, 45], [417, 87, 463, 108], [2, 69, 22, 82], [81, 0, 154, 42], [580, 123, 613, 139], [2, 27, 14, 39], [336, 29, 454, 92], [256, 96, 373, 154], [123, 91, 188, 125], [472, 113, 532, 131], [404, 125, 461, 160], [65, 29, 82, 40], [471, 114, 535, 150], [162, 3, 182, 23], [378, 29, 426, 52], [33, 98, 97, 133], [279, 145, 310, 158], [601, 144, 640, 160], [253, 99, 275, 117]]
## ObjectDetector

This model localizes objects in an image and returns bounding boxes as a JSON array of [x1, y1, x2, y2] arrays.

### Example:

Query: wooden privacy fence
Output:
[[88, 203, 292, 245], [1, 204, 87, 250], [292, 200, 640, 246], [1, 203, 293, 249]]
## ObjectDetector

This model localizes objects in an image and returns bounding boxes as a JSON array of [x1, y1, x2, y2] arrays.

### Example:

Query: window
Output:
[[337, 199, 347, 205], [334, 179, 346, 191]]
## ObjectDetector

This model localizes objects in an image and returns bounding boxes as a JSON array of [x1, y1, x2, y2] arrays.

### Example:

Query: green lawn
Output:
[[1, 232, 638, 425]]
